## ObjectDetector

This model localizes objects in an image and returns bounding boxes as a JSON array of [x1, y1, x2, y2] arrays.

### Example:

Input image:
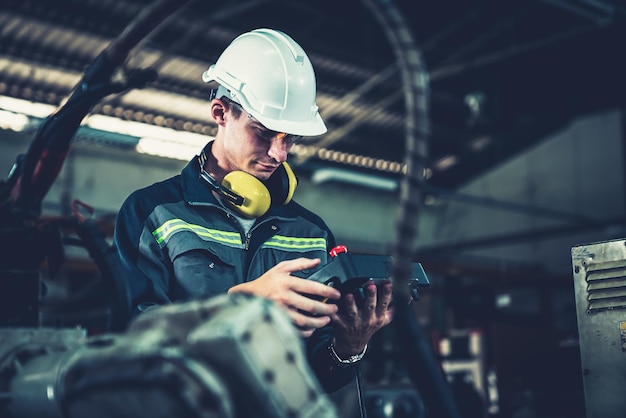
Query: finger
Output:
[[376, 281, 393, 316], [378, 280, 393, 300], [362, 282, 378, 316], [288, 309, 332, 331], [373, 306, 394, 329], [298, 328, 315, 338], [341, 292, 359, 320], [289, 292, 339, 317], [386, 306, 395, 323], [288, 276, 341, 301], [276, 257, 321, 274]]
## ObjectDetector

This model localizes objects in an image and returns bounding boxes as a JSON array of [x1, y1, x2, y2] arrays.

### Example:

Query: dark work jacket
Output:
[[112, 153, 355, 392]]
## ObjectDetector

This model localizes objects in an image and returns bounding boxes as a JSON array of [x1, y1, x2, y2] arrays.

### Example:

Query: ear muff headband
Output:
[[199, 168, 245, 206]]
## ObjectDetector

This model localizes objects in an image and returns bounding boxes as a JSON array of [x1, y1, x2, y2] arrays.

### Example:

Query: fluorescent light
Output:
[[84, 114, 211, 160], [496, 293, 511, 308], [136, 136, 206, 161], [311, 167, 398, 191], [433, 155, 458, 171], [0, 95, 56, 118], [0, 109, 30, 131], [85, 114, 162, 139], [0, 95, 211, 160], [469, 135, 492, 151], [84, 114, 208, 142]]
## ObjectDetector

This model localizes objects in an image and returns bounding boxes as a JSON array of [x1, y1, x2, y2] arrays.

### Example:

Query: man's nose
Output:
[[267, 135, 290, 162]]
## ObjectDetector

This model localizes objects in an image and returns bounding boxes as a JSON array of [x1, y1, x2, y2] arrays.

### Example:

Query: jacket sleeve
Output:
[[289, 202, 359, 392], [306, 326, 357, 393], [112, 190, 173, 316]]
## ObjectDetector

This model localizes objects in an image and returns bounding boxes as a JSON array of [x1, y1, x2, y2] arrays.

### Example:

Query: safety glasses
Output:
[[223, 97, 302, 146], [245, 116, 303, 146]]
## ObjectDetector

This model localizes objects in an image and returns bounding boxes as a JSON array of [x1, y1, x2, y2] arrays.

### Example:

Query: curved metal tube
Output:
[[360, 1, 462, 417]]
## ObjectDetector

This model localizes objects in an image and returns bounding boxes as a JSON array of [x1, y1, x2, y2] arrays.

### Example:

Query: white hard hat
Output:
[[202, 28, 327, 136]]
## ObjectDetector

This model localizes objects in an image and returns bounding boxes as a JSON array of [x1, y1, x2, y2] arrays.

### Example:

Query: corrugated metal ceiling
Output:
[[0, 0, 624, 189]]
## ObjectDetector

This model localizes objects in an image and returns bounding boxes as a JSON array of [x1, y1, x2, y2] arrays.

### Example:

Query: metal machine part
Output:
[[0, 293, 339, 418], [572, 238, 626, 418]]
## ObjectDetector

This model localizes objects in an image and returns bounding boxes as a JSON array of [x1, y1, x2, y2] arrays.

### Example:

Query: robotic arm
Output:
[[0, 294, 339, 418]]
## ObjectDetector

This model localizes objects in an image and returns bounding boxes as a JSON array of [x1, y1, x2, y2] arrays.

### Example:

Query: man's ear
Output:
[[210, 99, 227, 125]]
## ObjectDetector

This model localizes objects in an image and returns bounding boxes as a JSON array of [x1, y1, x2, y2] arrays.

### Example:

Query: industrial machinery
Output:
[[0, 294, 339, 418], [572, 238, 626, 418]]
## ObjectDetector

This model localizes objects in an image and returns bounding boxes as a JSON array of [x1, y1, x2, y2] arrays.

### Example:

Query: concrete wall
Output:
[[416, 109, 625, 275]]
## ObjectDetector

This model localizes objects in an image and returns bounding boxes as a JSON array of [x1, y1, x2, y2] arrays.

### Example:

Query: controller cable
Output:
[[355, 364, 368, 418]]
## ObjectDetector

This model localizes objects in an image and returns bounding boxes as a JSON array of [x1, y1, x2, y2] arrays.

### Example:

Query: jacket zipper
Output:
[[244, 231, 252, 250], [245, 218, 274, 251]]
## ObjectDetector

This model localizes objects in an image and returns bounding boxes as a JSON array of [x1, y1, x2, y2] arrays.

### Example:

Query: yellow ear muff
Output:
[[264, 161, 298, 205], [221, 171, 271, 218], [280, 161, 298, 204]]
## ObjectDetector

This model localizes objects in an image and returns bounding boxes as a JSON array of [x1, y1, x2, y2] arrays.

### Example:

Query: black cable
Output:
[[9, 0, 189, 217], [361, 1, 463, 417], [355, 364, 368, 418]]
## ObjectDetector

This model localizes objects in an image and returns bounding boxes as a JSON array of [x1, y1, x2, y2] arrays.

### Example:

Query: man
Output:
[[113, 28, 393, 392]]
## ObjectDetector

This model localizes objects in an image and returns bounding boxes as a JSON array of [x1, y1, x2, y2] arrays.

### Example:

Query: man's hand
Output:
[[228, 258, 341, 337], [330, 280, 394, 356]]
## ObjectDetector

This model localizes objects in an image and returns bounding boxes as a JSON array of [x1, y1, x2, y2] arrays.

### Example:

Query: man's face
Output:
[[221, 105, 301, 181]]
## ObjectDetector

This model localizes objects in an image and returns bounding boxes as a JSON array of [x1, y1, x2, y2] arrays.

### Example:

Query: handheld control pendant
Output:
[[303, 245, 430, 302]]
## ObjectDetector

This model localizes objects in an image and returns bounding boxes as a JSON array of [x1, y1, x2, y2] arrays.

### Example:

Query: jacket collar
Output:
[[181, 154, 220, 206]]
